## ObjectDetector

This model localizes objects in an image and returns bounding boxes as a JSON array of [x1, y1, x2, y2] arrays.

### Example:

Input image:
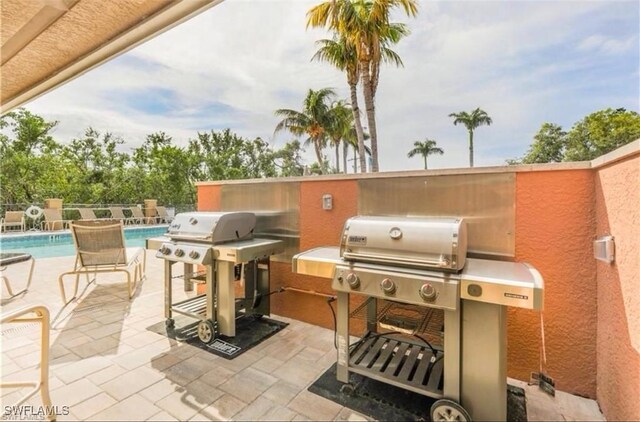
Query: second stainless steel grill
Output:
[[156, 212, 283, 343], [293, 215, 544, 421]]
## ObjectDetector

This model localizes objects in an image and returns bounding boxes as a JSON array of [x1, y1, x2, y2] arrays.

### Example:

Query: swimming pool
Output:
[[0, 226, 168, 258]]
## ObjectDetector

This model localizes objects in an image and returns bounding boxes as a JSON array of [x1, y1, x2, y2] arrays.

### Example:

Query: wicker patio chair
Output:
[[41, 208, 70, 231], [58, 220, 146, 304], [155, 206, 173, 224], [109, 207, 135, 225], [0, 305, 54, 421], [129, 207, 156, 224], [1, 211, 25, 232]]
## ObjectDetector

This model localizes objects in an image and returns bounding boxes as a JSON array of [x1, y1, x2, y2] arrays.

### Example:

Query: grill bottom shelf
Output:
[[170, 295, 253, 322], [349, 334, 444, 398], [172, 295, 208, 320]]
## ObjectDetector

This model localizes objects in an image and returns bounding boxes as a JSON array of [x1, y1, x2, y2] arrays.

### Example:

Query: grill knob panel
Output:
[[159, 246, 171, 255], [189, 250, 200, 260], [174, 249, 185, 258], [380, 278, 396, 294], [346, 273, 360, 289], [419, 283, 437, 302]]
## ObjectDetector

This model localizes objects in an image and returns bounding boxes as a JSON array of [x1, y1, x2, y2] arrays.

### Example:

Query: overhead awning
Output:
[[1, 0, 222, 113]]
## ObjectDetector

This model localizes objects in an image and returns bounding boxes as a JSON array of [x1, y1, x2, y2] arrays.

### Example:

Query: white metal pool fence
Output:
[[0, 203, 195, 231]]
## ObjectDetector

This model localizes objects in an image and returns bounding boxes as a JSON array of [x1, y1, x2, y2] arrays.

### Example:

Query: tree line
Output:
[[508, 108, 640, 164], [405, 107, 639, 169], [0, 109, 306, 206]]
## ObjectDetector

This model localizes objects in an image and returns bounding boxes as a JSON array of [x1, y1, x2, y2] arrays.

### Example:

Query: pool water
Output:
[[0, 226, 168, 258]]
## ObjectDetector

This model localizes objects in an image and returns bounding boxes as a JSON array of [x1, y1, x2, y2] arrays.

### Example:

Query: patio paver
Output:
[[0, 253, 605, 421]]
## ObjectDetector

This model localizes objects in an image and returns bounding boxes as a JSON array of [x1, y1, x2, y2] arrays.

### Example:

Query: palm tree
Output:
[[274, 88, 336, 172], [312, 37, 367, 173], [344, 128, 370, 172], [325, 100, 353, 173], [308, 0, 417, 172], [407, 139, 444, 169], [449, 108, 493, 167]]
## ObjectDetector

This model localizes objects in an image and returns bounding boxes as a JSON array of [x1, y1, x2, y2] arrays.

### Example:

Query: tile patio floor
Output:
[[1, 252, 604, 421]]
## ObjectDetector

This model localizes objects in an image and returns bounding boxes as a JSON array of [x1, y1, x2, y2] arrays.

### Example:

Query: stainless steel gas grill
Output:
[[292, 216, 544, 421], [156, 212, 283, 343]]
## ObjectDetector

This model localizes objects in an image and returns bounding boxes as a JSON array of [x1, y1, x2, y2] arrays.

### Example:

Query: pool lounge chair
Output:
[[1, 211, 25, 232], [0, 253, 35, 299], [109, 207, 135, 225], [78, 208, 105, 221], [58, 220, 146, 304], [41, 209, 70, 231], [155, 206, 173, 224], [0, 305, 54, 421], [129, 207, 156, 224]]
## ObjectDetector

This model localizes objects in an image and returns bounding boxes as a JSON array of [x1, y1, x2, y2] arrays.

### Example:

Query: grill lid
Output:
[[340, 216, 467, 271], [167, 212, 256, 244]]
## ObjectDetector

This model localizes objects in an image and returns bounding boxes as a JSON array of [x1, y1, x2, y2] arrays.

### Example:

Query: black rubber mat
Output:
[[308, 363, 527, 421], [146, 315, 287, 360]]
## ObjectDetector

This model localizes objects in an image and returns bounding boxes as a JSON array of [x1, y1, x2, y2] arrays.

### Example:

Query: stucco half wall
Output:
[[594, 152, 640, 421], [514, 169, 596, 397]]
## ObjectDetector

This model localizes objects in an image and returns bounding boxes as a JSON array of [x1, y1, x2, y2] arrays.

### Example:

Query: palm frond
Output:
[[380, 46, 403, 67], [306, 2, 333, 28]]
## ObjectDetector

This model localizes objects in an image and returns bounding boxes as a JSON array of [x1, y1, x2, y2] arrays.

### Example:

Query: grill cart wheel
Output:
[[339, 383, 355, 396], [430, 399, 471, 422], [197, 320, 216, 343], [165, 319, 175, 329]]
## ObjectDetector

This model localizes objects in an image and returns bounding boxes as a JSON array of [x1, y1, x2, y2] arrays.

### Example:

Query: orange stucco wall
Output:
[[272, 180, 361, 328], [514, 170, 597, 397], [595, 155, 640, 421]]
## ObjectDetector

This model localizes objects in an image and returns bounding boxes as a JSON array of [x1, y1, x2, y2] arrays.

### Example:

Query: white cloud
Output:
[[24, 0, 640, 171], [578, 34, 637, 55]]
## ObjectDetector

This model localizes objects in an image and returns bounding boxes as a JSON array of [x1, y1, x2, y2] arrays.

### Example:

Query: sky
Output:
[[24, 0, 640, 171]]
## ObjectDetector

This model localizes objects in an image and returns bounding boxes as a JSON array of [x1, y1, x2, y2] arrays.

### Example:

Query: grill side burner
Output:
[[155, 212, 283, 343], [292, 215, 544, 421]]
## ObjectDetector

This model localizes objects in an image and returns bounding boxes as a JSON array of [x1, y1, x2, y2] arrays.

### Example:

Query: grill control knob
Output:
[[419, 283, 437, 302], [189, 251, 200, 260], [174, 249, 185, 258], [380, 278, 396, 294], [159, 246, 171, 255], [345, 273, 360, 289]]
